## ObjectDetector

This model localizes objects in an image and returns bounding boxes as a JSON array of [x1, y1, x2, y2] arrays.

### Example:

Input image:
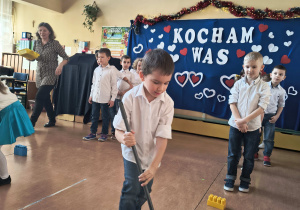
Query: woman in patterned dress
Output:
[[30, 22, 69, 127]]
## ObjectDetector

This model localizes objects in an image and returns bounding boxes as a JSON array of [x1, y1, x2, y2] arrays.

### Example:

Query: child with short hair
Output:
[[130, 58, 143, 86], [0, 80, 34, 186], [113, 49, 174, 209], [261, 65, 287, 166], [224, 52, 271, 193]]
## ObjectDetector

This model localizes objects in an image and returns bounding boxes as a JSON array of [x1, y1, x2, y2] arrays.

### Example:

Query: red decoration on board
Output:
[[236, 49, 246, 58], [180, 48, 188, 56], [281, 55, 291, 64], [164, 25, 171, 33], [191, 75, 200, 83], [178, 75, 186, 84], [145, 49, 152, 54], [258, 24, 269, 32], [225, 79, 235, 88]]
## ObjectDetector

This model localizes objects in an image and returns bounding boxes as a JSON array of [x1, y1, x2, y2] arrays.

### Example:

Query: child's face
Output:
[[136, 61, 142, 73], [243, 59, 264, 80], [97, 53, 110, 67], [121, 58, 131, 70], [139, 70, 172, 102], [270, 68, 286, 85]]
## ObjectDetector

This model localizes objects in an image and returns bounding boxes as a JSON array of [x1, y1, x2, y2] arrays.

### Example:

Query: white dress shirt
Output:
[[130, 69, 142, 86], [0, 81, 18, 111], [113, 83, 174, 170], [116, 69, 134, 100], [265, 81, 286, 114], [228, 76, 271, 131], [90, 64, 118, 103]]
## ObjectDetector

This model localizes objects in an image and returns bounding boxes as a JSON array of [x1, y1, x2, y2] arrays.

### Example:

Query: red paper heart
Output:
[[281, 55, 291, 64], [180, 48, 187, 56], [164, 25, 171, 33], [225, 79, 234, 88], [145, 49, 152, 54], [236, 49, 245, 58], [191, 75, 200, 83], [258, 24, 268, 32], [178, 75, 186, 84], [261, 69, 267, 76]]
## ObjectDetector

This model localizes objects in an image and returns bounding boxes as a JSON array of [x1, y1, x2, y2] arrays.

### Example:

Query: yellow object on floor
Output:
[[207, 194, 226, 210], [18, 48, 40, 60]]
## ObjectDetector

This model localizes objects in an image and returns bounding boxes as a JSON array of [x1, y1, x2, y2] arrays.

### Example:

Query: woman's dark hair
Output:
[[36, 22, 56, 40]]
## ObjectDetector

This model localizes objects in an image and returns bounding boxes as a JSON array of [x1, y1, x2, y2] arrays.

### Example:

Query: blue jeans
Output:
[[226, 127, 260, 183], [262, 114, 276, 157], [90, 102, 110, 134], [119, 158, 153, 210]]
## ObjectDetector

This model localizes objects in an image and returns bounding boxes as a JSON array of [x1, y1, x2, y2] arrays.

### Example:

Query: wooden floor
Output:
[[1, 112, 300, 210]]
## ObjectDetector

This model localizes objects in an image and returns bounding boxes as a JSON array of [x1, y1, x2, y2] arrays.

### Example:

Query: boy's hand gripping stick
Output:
[[118, 101, 154, 210]]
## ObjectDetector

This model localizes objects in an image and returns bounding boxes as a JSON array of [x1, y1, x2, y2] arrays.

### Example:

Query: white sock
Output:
[[0, 146, 9, 179]]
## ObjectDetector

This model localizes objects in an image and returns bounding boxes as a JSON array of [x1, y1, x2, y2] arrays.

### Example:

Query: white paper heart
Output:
[[150, 29, 156, 33], [286, 30, 294, 36], [157, 42, 164, 49], [174, 71, 189, 87], [220, 74, 236, 91], [144, 25, 149, 29], [195, 92, 203, 100], [285, 93, 288, 101], [133, 44, 143, 54], [217, 94, 226, 102], [263, 56, 273, 65], [170, 54, 179, 63], [203, 88, 216, 98], [284, 41, 292, 47], [268, 43, 278, 53], [188, 71, 203, 87], [158, 34, 163, 39], [168, 44, 176, 52], [268, 32, 274, 39], [288, 86, 298, 95], [251, 45, 262, 52], [149, 38, 153, 43]]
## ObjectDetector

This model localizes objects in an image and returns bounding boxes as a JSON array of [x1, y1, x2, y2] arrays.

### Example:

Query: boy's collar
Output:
[[135, 83, 165, 103], [268, 81, 280, 88], [101, 64, 110, 68], [244, 76, 260, 85]]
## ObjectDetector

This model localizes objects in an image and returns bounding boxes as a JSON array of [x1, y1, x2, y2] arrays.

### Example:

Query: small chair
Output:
[[9, 72, 29, 107]]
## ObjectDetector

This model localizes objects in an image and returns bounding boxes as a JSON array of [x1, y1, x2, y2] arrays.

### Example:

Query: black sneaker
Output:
[[239, 181, 250, 193], [0, 175, 11, 186], [44, 121, 56, 127], [224, 179, 234, 191]]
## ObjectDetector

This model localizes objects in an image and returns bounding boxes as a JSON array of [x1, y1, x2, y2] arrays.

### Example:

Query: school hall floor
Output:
[[1, 112, 300, 210]]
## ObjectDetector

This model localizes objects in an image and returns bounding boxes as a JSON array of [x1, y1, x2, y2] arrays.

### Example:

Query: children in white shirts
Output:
[[0, 80, 34, 186], [113, 49, 175, 209], [130, 58, 143, 87]]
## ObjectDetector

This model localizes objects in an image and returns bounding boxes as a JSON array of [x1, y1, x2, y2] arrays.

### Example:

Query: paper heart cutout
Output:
[[144, 25, 149, 29], [288, 86, 298, 95], [263, 56, 273, 65], [251, 45, 262, 52], [158, 34, 163, 39], [133, 44, 143, 54], [268, 43, 279, 53], [220, 74, 236, 91], [284, 41, 292, 47], [217, 94, 226, 102], [188, 71, 203, 87], [285, 93, 288, 101], [236, 49, 245, 58], [268, 32, 274, 39], [286, 30, 294, 36], [168, 44, 176, 52], [195, 92, 203, 100], [150, 29, 156, 33], [164, 25, 171, 33], [174, 71, 189, 87], [281, 55, 291, 64], [180, 48, 187, 56], [157, 42, 164, 49], [149, 38, 153, 43], [259, 24, 268, 32], [170, 54, 179, 63], [203, 88, 216, 98], [261, 69, 267, 76]]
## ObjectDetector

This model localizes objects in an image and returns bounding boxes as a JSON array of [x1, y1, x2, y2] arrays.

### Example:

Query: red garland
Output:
[[134, 0, 300, 27]]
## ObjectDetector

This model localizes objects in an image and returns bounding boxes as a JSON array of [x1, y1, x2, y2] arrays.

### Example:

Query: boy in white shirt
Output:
[[113, 49, 174, 209], [224, 52, 271, 193]]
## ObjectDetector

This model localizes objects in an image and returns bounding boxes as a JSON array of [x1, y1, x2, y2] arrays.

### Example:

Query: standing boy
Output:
[[113, 49, 174, 209], [262, 65, 286, 166], [224, 52, 271, 193]]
